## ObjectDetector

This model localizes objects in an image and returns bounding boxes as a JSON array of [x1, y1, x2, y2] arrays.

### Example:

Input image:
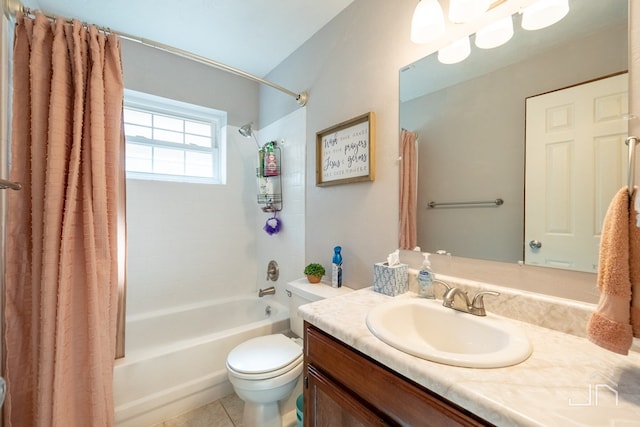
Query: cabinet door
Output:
[[304, 323, 492, 427], [306, 365, 393, 427]]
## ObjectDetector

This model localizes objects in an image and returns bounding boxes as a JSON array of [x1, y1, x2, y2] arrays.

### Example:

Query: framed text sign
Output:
[[316, 112, 375, 186]]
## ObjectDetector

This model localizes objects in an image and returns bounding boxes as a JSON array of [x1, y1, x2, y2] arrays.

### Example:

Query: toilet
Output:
[[226, 278, 353, 427]]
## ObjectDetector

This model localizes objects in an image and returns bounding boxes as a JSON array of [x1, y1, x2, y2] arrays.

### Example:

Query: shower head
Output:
[[239, 122, 254, 138], [239, 122, 261, 149]]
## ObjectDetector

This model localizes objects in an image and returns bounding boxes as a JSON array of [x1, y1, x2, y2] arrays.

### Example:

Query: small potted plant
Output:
[[304, 263, 325, 284]]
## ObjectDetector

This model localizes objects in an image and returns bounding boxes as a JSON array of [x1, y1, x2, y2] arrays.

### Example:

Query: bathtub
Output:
[[113, 295, 290, 427]]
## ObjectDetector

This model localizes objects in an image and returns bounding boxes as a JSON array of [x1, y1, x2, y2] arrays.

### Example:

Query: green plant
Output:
[[304, 263, 326, 277]]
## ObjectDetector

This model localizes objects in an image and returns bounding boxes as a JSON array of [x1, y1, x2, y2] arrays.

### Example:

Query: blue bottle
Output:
[[331, 246, 343, 288]]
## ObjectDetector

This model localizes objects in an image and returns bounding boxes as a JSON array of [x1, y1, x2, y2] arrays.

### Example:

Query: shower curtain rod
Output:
[[3, 1, 308, 107]]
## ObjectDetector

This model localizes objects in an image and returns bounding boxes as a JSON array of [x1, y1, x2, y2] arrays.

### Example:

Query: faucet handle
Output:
[[470, 291, 500, 316]]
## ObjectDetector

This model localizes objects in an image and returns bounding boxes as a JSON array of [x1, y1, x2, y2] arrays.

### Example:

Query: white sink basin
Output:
[[365, 298, 532, 368]]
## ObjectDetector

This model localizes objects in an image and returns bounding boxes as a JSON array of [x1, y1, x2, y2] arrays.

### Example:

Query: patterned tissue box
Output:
[[373, 262, 408, 296]]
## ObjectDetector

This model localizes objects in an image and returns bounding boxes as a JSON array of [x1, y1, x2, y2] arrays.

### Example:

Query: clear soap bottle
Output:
[[417, 253, 434, 298]]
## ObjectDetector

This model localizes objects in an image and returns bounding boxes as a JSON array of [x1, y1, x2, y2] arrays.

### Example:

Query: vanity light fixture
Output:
[[521, 0, 570, 31], [412, 0, 570, 62], [410, 0, 445, 44], [448, 0, 492, 24], [475, 15, 514, 49], [438, 36, 471, 64]]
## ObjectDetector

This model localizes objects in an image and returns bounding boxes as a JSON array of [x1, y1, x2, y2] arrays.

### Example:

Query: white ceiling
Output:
[[18, 0, 355, 77]]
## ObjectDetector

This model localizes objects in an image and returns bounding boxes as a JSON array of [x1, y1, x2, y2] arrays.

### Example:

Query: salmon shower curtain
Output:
[[399, 129, 418, 250], [4, 13, 125, 426]]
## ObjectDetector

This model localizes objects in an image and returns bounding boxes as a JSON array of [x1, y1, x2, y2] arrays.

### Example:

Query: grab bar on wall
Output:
[[427, 198, 504, 208], [627, 136, 639, 196], [0, 178, 21, 190]]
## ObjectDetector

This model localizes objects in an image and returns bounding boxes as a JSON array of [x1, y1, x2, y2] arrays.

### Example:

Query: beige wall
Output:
[[121, 40, 259, 128], [260, 0, 638, 300]]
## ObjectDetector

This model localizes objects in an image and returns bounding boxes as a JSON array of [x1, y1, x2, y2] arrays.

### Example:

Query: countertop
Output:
[[298, 287, 640, 427]]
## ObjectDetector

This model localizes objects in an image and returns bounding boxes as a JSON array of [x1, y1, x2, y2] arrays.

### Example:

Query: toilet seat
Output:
[[227, 334, 302, 380], [227, 357, 303, 382]]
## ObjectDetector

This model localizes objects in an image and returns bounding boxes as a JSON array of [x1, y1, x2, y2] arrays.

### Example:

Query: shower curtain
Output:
[[399, 129, 418, 250], [4, 13, 125, 426]]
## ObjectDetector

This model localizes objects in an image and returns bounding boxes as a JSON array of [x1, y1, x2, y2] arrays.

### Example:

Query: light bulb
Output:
[[438, 36, 471, 64], [475, 15, 514, 49], [521, 0, 569, 31], [411, 0, 446, 44]]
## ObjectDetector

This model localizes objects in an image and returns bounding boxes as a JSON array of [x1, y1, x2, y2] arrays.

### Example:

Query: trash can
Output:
[[296, 393, 303, 427]]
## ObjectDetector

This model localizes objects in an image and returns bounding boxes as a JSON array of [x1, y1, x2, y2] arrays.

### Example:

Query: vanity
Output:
[[299, 279, 640, 426], [304, 322, 489, 426]]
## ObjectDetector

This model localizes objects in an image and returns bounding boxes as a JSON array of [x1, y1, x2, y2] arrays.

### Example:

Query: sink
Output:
[[365, 298, 532, 368]]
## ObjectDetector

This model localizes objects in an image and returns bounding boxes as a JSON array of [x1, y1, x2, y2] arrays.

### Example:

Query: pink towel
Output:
[[630, 188, 640, 336], [586, 187, 640, 355]]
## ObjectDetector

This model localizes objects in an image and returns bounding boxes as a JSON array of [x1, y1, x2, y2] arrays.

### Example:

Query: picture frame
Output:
[[315, 112, 375, 186]]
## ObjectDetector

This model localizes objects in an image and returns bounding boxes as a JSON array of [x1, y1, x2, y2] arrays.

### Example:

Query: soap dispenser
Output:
[[417, 253, 434, 298]]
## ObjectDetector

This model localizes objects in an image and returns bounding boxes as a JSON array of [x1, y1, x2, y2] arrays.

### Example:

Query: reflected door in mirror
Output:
[[525, 73, 629, 272]]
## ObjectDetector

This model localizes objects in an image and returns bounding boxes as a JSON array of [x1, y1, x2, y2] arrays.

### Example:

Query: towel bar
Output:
[[427, 198, 504, 208], [0, 179, 21, 191], [627, 136, 639, 196]]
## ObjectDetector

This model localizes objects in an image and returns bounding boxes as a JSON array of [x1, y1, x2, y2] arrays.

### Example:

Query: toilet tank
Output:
[[286, 278, 354, 337]]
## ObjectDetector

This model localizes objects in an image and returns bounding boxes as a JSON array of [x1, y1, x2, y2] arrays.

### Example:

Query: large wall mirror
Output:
[[399, 0, 628, 273]]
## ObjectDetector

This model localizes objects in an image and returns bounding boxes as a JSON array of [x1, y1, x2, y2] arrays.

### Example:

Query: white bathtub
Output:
[[113, 295, 290, 427]]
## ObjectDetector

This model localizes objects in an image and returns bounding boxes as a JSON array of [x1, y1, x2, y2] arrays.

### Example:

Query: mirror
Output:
[[399, 0, 628, 272]]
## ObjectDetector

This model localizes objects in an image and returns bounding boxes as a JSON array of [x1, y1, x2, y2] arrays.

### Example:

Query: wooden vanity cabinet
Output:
[[303, 322, 493, 427]]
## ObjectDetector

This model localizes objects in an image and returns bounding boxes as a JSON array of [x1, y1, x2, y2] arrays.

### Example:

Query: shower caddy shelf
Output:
[[256, 141, 282, 213]]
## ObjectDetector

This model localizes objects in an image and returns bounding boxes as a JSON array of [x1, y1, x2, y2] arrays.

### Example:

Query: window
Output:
[[124, 89, 227, 184]]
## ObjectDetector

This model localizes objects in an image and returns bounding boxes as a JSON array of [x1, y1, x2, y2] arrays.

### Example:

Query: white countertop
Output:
[[299, 288, 640, 427]]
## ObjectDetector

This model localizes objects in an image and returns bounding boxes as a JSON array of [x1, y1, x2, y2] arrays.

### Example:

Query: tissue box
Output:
[[373, 262, 408, 296]]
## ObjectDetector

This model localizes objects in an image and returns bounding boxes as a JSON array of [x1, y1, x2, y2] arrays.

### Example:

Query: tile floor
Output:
[[150, 393, 244, 427], [149, 392, 300, 427]]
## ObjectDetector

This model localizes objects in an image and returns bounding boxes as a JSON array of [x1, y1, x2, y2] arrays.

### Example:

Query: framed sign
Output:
[[316, 112, 375, 186]]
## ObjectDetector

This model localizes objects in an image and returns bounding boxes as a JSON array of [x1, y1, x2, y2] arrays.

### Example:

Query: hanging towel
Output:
[[630, 187, 640, 337], [586, 186, 640, 355], [635, 187, 640, 227]]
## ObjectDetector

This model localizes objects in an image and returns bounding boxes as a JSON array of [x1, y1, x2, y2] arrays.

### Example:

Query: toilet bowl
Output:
[[226, 334, 302, 427], [226, 279, 353, 427]]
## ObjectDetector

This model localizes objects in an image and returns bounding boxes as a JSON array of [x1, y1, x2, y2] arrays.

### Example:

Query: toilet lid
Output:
[[227, 334, 302, 374]]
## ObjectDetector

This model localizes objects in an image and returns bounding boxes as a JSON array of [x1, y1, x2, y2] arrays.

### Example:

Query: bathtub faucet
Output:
[[258, 286, 276, 297]]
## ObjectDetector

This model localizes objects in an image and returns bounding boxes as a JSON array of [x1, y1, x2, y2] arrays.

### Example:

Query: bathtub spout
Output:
[[258, 286, 276, 297]]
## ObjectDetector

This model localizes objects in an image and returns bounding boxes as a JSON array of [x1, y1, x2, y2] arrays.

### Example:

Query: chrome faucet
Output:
[[432, 279, 451, 296], [442, 288, 500, 316], [258, 286, 276, 297]]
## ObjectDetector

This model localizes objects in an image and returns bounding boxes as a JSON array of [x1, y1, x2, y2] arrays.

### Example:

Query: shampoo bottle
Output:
[[331, 246, 343, 288], [417, 253, 434, 298], [264, 141, 278, 176]]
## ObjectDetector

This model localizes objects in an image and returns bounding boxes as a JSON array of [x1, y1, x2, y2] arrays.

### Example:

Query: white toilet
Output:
[[226, 278, 353, 427]]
